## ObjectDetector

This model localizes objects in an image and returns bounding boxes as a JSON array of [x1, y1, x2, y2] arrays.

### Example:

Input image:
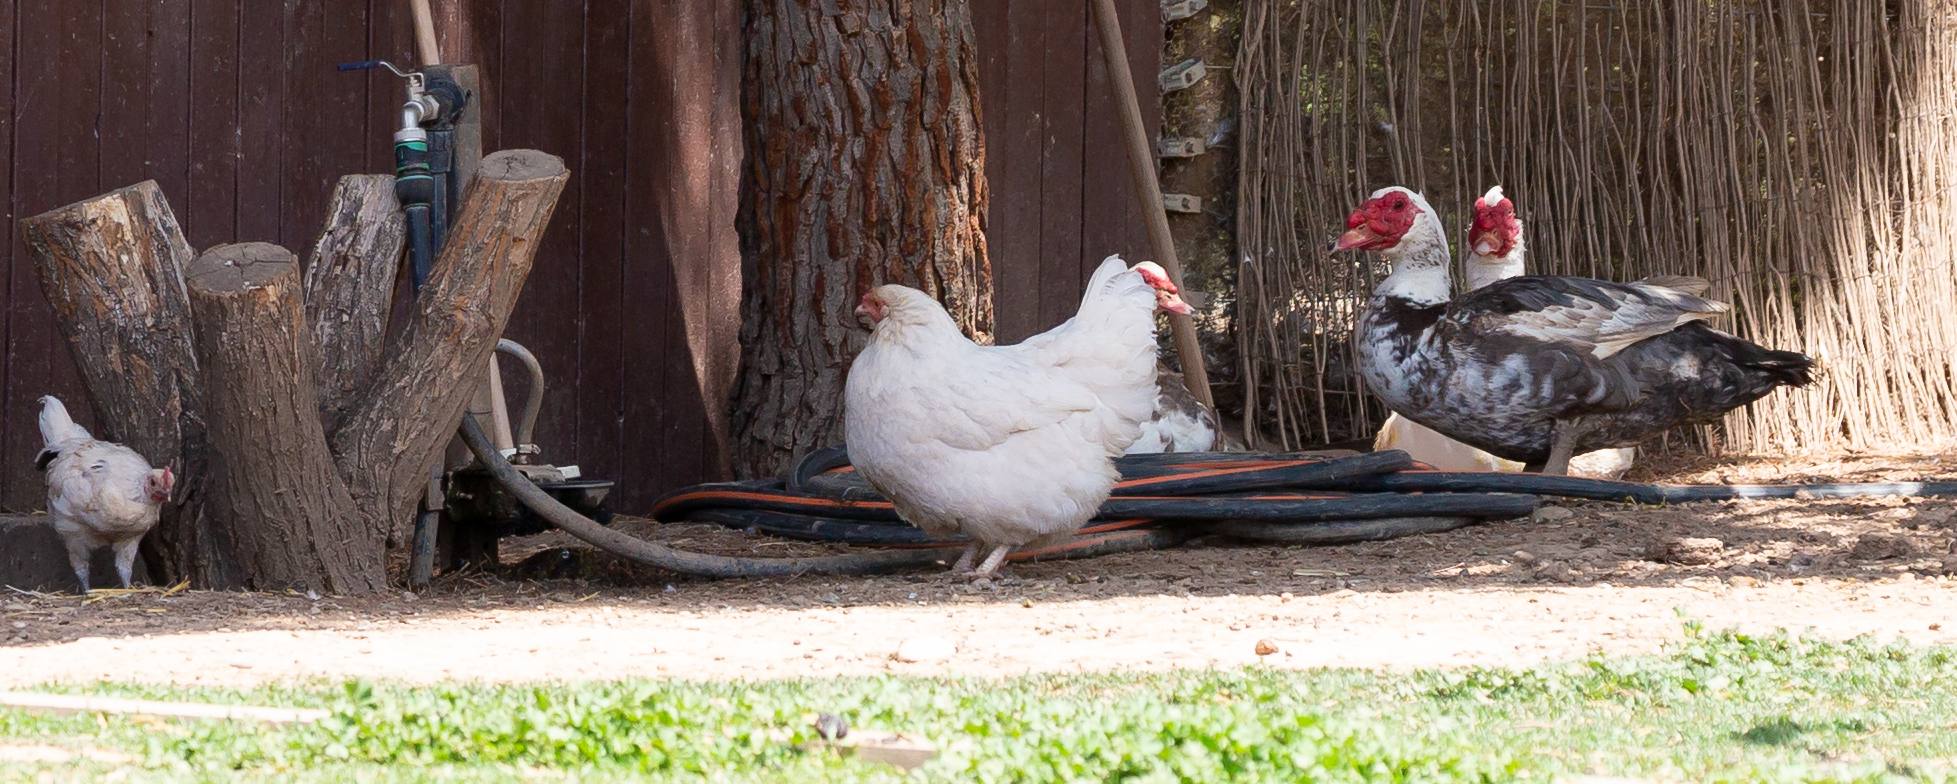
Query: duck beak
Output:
[[1156, 290, 1194, 315], [1333, 226, 1380, 252]]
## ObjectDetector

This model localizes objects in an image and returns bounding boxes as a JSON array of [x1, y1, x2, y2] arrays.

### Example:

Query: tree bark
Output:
[[732, 0, 992, 478], [303, 174, 405, 427], [18, 181, 215, 583], [19, 150, 570, 593], [187, 243, 381, 592], [333, 150, 569, 544]]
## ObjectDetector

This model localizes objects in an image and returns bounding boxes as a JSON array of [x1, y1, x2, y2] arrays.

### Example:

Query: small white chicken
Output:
[[844, 256, 1189, 577], [34, 395, 173, 593]]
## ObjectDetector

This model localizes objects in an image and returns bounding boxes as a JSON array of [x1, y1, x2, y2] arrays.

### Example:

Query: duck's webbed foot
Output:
[[1539, 419, 1586, 476]]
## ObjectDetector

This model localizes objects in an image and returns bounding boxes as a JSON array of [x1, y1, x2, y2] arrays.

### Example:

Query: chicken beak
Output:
[[1156, 290, 1194, 316], [1333, 226, 1379, 252], [1470, 231, 1498, 256]]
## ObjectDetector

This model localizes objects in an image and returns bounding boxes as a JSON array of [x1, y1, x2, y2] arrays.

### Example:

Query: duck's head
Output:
[[1333, 187, 1447, 262], [1468, 185, 1523, 260]]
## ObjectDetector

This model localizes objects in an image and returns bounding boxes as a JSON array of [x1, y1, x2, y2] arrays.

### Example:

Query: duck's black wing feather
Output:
[[1448, 275, 1729, 358]]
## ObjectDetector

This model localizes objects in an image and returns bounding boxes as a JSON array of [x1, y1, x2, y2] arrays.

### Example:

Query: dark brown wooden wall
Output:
[[0, 0, 1159, 512]]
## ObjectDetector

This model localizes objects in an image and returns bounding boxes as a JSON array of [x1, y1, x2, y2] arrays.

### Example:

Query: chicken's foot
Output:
[[111, 538, 142, 589], [969, 545, 1012, 578], [948, 544, 979, 574], [61, 536, 93, 595]]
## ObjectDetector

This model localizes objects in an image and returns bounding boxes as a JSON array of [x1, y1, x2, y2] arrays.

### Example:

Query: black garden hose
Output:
[[1209, 516, 1480, 545], [459, 416, 961, 576], [1345, 471, 1957, 503]]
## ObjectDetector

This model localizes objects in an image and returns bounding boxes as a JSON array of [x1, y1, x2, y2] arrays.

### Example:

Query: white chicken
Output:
[[1371, 186, 1636, 479], [34, 395, 173, 593], [844, 255, 1190, 576]]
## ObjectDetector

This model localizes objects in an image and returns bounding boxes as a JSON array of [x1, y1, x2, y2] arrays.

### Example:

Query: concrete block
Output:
[[0, 514, 152, 592]]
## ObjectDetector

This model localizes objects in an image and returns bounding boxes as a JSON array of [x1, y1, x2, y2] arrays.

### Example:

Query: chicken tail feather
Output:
[[36, 395, 90, 447]]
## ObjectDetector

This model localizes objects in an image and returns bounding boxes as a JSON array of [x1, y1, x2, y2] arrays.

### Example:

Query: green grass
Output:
[[3, 624, 1955, 782]]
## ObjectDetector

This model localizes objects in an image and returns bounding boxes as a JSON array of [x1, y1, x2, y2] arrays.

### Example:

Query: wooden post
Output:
[[187, 243, 383, 593], [1089, 0, 1214, 409]]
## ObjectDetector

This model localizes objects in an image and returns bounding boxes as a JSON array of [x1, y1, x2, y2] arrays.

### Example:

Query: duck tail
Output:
[[1739, 345, 1816, 388]]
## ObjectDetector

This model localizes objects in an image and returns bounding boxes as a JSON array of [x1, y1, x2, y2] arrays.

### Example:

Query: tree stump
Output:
[[19, 181, 213, 580], [18, 150, 569, 592], [188, 243, 380, 593]]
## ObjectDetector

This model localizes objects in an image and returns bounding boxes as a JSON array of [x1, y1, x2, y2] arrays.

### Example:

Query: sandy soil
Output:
[[2, 454, 1954, 686]]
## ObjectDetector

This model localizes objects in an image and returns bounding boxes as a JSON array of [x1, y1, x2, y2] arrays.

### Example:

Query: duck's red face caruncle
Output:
[[1133, 262, 1194, 315], [1335, 191, 1420, 251], [1470, 194, 1521, 257]]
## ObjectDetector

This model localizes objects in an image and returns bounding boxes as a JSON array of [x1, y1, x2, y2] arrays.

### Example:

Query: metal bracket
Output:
[[1161, 0, 1209, 23], [1158, 59, 1207, 93], [1157, 136, 1207, 158], [1162, 193, 1203, 214]]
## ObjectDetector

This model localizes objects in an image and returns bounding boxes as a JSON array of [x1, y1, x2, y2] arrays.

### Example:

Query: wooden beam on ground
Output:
[[0, 692, 327, 724]]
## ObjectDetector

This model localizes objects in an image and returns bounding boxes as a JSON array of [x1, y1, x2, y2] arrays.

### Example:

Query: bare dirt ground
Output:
[[2, 453, 1954, 686]]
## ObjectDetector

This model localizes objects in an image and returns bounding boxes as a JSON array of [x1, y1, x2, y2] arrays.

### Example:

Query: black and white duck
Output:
[[1337, 186, 1814, 475]]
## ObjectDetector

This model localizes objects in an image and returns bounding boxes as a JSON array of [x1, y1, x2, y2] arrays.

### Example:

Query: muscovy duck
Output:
[[1338, 186, 1814, 475], [1378, 186, 1651, 478]]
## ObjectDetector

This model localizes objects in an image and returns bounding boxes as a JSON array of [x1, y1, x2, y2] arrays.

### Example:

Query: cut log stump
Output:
[[17, 151, 570, 592]]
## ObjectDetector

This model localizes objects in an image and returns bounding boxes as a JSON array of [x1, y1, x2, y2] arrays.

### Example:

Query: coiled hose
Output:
[[471, 420, 1957, 577], [458, 418, 1184, 575]]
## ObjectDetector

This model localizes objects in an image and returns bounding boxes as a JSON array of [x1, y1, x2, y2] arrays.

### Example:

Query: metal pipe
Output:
[[1089, 0, 1214, 409], [495, 339, 545, 446]]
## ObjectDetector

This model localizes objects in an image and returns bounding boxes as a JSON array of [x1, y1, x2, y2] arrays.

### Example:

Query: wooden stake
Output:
[[1089, 0, 1215, 409], [409, 0, 441, 66]]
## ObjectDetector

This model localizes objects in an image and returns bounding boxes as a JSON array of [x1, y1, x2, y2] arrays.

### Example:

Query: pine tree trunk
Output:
[[731, 0, 992, 478]]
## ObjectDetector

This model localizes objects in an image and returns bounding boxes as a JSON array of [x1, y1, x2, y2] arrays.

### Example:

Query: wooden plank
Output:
[[5, 0, 104, 510], [1036, 0, 1090, 331], [1079, 0, 1161, 274], [699, 0, 744, 482], [620, 0, 689, 501], [979, 1, 1053, 343], [432, 0, 501, 150], [100, 0, 192, 200], [186, 0, 241, 250], [234, 0, 283, 242], [364, 0, 414, 174], [656, 0, 718, 497], [576, 0, 631, 494], [0, 0, 15, 505], [497, 0, 585, 467], [279, 0, 369, 251]]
